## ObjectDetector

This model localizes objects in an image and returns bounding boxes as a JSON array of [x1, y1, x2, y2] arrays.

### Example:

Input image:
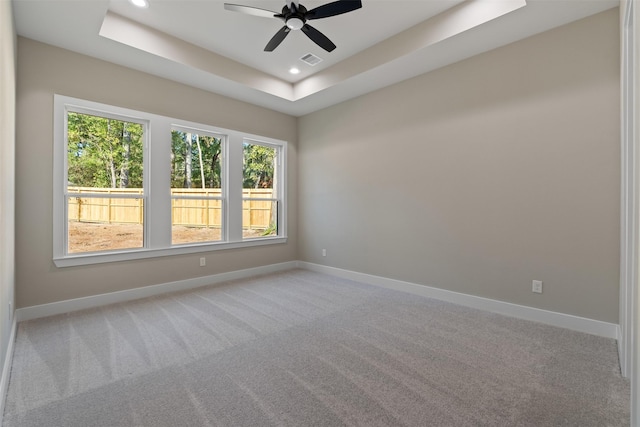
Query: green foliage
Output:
[[243, 143, 275, 189], [67, 115, 275, 193], [171, 131, 222, 189], [67, 112, 143, 188], [261, 222, 277, 236]]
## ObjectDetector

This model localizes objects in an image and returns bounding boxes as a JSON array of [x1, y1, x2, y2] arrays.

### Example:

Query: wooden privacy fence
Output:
[[67, 187, 275, 230]]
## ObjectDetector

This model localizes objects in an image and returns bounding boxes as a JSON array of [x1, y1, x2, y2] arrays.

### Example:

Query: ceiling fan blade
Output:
[[305, 0, 362, 20], [301, 24, 336, 52], [224, 3, 279, 19], [265, 26, 291, 51]]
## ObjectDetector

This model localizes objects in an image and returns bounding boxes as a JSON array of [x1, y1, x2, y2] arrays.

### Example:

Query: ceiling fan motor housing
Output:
[[224, 0, 363, 52], [282, 4, 307, 30]]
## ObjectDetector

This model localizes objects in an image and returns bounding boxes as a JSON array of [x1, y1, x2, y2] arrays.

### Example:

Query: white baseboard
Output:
[[15, 261, 298, 322], [298, 262, 619, 340], [14, 259, 619, 341], [0, 317, 17, 424]]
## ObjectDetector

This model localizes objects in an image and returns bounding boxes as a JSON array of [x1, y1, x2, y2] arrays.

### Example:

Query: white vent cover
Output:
[[300, 53, 323, 66]]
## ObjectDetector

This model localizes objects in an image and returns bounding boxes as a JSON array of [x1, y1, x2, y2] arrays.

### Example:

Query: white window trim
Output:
[[170, 125, 228, 245], [53, 95, 287, 268], [242, 138, 285, 239]]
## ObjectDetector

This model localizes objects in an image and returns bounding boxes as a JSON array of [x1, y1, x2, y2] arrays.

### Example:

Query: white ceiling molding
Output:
[[99, 12, 294, 100], [13, 0, 619, 116], [294, 0, 528, 100], [100, 0, 527, 103]]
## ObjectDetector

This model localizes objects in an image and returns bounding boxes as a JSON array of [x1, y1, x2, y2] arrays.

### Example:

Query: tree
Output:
[[170, 131, 222, 189], [184, 132, 193, 188], [67, 112, 143, 188], [119, 122, 131, 188], [243, 143, 274, 189], [195, 136, 205, 189], [201, 135, 222, 189]]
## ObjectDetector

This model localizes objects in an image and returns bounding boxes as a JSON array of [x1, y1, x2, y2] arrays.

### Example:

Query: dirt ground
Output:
[[68, 221, 268, 253]]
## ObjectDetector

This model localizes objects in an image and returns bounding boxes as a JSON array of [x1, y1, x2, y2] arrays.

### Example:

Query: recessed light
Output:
[[129, 0, 149, 8], [289, 67, 300, 75]]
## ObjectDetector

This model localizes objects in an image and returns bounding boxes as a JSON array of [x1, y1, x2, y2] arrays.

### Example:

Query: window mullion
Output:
[[146, 117, 172, 249], [227, 133, 244, 242]]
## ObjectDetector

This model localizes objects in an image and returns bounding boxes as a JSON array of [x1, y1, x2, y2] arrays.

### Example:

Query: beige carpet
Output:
[[3, 269, 630, 426]]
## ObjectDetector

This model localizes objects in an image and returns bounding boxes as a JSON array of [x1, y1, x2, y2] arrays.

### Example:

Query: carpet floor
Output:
[[3, 269, 630, 426]]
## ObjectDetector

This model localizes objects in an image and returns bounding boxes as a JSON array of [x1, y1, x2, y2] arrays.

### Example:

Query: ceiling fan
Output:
[[223, 0, 362, 52]]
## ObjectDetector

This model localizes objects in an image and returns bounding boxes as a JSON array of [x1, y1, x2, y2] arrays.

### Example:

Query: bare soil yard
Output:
[[68, 221, 266, 253]]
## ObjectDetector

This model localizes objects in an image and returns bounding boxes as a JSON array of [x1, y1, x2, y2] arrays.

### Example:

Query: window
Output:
[[243, 141, 279, 239], [171, 129, 224, 245], [66, 111, 146, 254], [54, 95, 287, 267]]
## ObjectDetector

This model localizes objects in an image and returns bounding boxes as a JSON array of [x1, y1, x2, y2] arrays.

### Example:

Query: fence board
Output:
[[67, 187, 275, 229]]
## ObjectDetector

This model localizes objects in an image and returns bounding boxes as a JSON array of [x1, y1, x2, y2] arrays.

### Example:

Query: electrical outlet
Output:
[[200, 257, 206, 267], [532, 280, 543, 294], [322, 249, 326, 257]]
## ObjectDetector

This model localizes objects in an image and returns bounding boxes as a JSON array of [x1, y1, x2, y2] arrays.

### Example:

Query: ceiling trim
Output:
[[99, 11, 294, 100], [99, 0, 527, 104], [294, 0, 527, 100], [14, 0, 617, 116]]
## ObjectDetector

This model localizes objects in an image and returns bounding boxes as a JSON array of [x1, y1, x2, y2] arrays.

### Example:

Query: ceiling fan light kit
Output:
[[286, 17, 305, 30], [224, 0, 363, 52], [128, 0, 149, 8]]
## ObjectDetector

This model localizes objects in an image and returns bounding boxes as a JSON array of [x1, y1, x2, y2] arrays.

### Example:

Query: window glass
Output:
[[171, 130, 223, 245], [243, 142, 278, 239], [66, 112, 144, 253]]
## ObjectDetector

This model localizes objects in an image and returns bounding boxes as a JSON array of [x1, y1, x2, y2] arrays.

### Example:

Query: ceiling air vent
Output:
[[300, 53, 323, 66]]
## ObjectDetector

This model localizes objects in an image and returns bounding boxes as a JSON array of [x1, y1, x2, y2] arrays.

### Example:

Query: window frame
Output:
[[242, 139, 283, 240], [170, 125, 227, 246], [53, 95, 287, 268]]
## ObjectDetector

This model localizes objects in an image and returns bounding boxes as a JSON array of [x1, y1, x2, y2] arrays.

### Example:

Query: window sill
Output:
[[53, 236, 288, 268]]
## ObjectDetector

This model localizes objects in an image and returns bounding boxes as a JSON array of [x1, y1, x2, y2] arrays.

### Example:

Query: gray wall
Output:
[[298, 9, 621, 323], [15, 9, 622, 325], [15, 38, 298, 308], [0, 0, 16, 381]]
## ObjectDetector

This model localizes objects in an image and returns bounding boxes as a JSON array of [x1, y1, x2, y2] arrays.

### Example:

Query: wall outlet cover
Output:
[[532, 280, 543, 294]]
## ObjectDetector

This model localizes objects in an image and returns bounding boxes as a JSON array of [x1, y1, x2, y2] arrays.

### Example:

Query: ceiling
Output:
[[13, 0, 618, 117]]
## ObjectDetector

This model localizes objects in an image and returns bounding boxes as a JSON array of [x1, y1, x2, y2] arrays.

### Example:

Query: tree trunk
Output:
[[107, 119, 117, 188], [170, 151, 176, 185], [109, 159, 117, 188], [120, 123, 130, 188], [210, 151, 219, 188], [184, 133, 192, 188], [195, 136, 205, 189]]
